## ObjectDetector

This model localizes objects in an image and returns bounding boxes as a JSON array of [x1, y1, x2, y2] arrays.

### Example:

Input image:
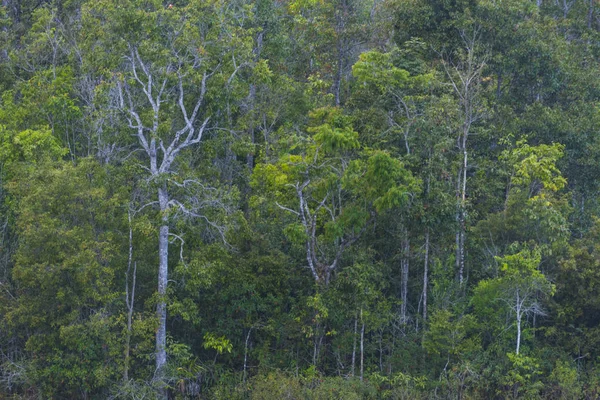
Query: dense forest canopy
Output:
[[0, 0, 599, 398]]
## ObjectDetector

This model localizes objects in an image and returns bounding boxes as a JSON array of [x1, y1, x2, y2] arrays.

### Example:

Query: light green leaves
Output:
[[344, 150, 420, 213], [0, 126, 66, 164], [501, 140, 567, 194]]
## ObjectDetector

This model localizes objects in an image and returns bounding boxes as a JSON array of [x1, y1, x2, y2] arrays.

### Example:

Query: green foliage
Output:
[[500, 140, 567, 194], [1, 0, 600, 397], [423, 309, 480, 361], [203, 333, 233, 355], [473, 246, 555, 357], [0, 125, 66, 165], [501, 353, 544, 399], [308, 107, 360, 154], [546, 360, 583, 399], [4, 158, 129, 396]]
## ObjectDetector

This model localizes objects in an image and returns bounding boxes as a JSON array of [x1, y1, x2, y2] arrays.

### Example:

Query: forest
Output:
[[0, 0, 599, 398]]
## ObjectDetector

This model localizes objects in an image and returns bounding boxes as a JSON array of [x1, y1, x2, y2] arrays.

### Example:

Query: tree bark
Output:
[[516, 289, 521, 355], [360, 309, 365, 381], [334, 37, 343, 106], [124, 210, 136, 383], [246, 31, 263, 172], [351, 314, 357, 377], [400, 234, 410, 324], [333, 0, 348, 106], [457, 134, 467, 285], [443, 30, 486, 286], [156, 186, 170, 384], [243, 328, 252, 383], [422, 229, 429, 322]]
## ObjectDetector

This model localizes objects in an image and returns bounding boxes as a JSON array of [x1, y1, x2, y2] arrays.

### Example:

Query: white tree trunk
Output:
[[400, 235, 409, 324], [351, 314, 357, 377], [124, 210, 136, 383], [422, 229, 429, 322], [360, 309, 365, 381], [156, 186, 170, 380], [443, 30, 486, 286], [516, 289, 522, 355]]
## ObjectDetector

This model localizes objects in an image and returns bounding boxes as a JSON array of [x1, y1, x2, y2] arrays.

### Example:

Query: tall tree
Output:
[[84, 0, 253, 389]]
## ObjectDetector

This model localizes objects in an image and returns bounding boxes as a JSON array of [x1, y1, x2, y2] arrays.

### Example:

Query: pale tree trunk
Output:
[[243, 328, 252, 383], [443, 29, 486, 286], [246, 83, 256, 172], [370, 0, 380, 20], [516, 289, 522, 355], [422, 229, 430, 322], [313, 320, 325, 366], [351, 314, 357, 377], [400, 233, 410, 324], [456, 128, 467, 285], [156, 186, 170, 380], [124, 263, 136, 382], [333, 0, 349, 107], [360, 309, 365, 381], [116, 48, 211, 394], [246, 32, 263, 172], [3, 0, 19, 24], [124, 210, 136, 382], [334, 37, 344, 106], [291, 182, 363, 285]]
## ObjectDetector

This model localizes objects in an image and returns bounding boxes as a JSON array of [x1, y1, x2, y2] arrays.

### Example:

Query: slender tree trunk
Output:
[[246, 32, 262, 172], [243, 328, 252, 383], [124, 262, 136, 382], [156, 186, 170, 389], [313, 320, 324, 367], [445, 32, 485, 286], [360, 309, 365, 381], [455, 169, 466, 286], [334, 37, 343, 106], [378, 329, 383, 372], [351, 314, 357, 377], [246, 83, 256, 172], [457, 134, 467, 285], [422, 229, 429, 322], [370, 0, 379, 20], [333, 0, 348, 106], [4, 0, 19, 24], [400, 234, 410, 324], [516, 290, 521, 355], [124, 209, 136, 383]]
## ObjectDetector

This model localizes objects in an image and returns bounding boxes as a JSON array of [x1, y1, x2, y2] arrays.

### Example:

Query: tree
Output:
[[3, 157, 129, 397], [441, 28, 488, 285], [84, 0, 253, 389], [287, 0, 372, 106], [474, 247, 554, 355], [253, 107, 418, 286]]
